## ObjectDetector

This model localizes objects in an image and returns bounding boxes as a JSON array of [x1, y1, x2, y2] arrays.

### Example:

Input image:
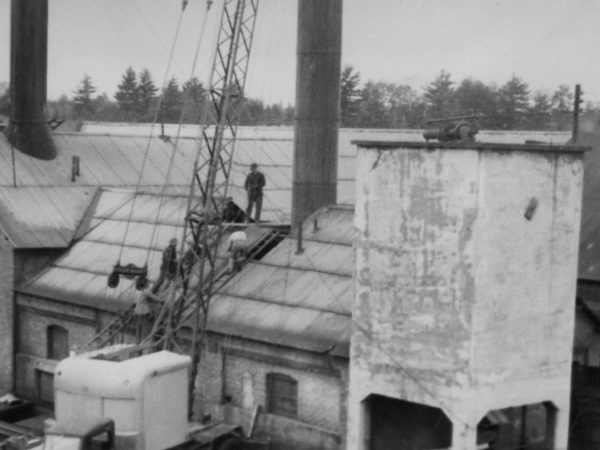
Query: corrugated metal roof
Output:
[[0, 131, 198, 248], [17, 189, 272, 311], [211, 205, 354, 356], [0, 133, 195, 188], [0, 186, 98, 248], [2, 126, 566, 244], [66, 125, 570, 225], [17, 197, 354, 356]]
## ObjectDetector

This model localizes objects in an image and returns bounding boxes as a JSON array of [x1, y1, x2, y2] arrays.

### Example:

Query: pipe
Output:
[[6, 0, 57, 160], [292, 0, 342, 228]]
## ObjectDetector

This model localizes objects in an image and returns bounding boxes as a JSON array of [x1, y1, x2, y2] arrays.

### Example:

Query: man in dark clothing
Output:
[[222, 197, 246, 223], [244, 163, 266, 222], [152, 238, 178, 294]]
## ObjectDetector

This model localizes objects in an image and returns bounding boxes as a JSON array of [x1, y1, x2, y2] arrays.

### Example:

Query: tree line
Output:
[[58, 67, 294, 126], [0, 67, 294, 127], [0, 66, 596, 130], [340, 66, 597, 131]]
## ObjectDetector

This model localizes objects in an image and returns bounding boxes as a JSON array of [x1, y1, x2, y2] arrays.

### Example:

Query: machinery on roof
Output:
[[422, 113, 483, 142]]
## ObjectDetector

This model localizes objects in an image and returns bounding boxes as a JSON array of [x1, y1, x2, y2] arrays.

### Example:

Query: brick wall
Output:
[[15, 293, 98, 399], [0, 245, 66, 393], [14, 292, 350, 449], [196, 335, 348, 437]]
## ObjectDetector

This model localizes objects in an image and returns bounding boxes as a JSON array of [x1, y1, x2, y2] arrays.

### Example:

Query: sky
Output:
[[0, 0, 599, 105]]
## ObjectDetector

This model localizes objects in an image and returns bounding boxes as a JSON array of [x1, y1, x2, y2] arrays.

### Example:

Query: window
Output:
[[47, 325, 69, 360], [36, 370, 54, 403], [266, 373, 298, 418]]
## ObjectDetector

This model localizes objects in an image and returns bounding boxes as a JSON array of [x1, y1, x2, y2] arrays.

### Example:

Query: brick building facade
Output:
[[13, 194, 353, 450]]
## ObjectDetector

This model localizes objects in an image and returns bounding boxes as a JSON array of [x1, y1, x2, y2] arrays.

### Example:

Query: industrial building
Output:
[[4, 125, 598, 449], [1, 0, 597, 449]]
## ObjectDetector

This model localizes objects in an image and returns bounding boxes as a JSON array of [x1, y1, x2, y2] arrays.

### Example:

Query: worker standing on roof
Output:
[[152, 238, 178, 294], [244, 163, 265, 223], [227, 230, 248, 273]]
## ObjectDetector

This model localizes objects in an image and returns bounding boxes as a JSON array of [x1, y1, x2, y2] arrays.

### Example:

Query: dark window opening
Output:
[[364, 394, 452, 450], [478, 402, 555, 450], [266, 372, 298, 418], [47, 325, 69, 361]]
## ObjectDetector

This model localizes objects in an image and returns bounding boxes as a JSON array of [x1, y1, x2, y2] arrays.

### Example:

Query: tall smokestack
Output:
[[7, 0, 57, 160], [292, 0, 342, 227]]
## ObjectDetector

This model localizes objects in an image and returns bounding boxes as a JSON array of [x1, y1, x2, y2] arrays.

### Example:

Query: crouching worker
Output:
[[227, 230, 248, 273]]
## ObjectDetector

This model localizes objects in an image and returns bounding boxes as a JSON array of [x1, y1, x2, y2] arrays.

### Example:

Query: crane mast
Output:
[[90, 0, 260, 417]]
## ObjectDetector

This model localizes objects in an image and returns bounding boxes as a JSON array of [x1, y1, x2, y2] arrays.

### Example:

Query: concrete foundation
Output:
[[349, 141, 586, 450]]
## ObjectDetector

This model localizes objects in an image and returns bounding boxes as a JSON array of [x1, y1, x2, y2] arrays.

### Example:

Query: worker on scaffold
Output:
[[227, 229, 248, 273], [180, 239, 202, 295], [132, 288, 162, 342], [244, 163, 265, 223], [152, 237, 179, 294]]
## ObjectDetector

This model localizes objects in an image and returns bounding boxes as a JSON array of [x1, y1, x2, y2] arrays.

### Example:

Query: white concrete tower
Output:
[[348, 141, 586, 450]]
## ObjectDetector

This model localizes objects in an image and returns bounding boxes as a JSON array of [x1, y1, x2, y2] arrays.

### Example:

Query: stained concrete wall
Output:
[[0, 233, 14, 393], [349, 142, 585, 450]]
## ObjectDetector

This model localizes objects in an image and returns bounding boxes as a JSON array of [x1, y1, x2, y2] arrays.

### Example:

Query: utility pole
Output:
[[572, 84, 583, 144]]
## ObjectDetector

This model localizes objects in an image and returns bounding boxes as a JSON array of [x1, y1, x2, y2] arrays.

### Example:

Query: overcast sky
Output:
[[0, 0, 599, 105]]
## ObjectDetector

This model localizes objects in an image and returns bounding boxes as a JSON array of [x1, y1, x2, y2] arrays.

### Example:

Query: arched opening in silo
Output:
[[477, 402, 555, 450], [362, 394, 452, 450]]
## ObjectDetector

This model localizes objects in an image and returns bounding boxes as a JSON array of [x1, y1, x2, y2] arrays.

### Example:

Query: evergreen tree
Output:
[[263, 103, 284, 124], [72, 74, 97, 118], [47, 95, 74, 122], [497, 76, 530, 129], [453, 79, 499, 128], [161, 77, 182, 123], [283, 104, 295, 124], [181, 77, 205, 123], [528, 91, 553, 130], [385, 83, 419, 128], [115, 67, 139, 121], [552, 84, 573, 113], [238, 98, 265, 125], [340, 65, 362, 127], [423, 70, 455, 119], [551, 84, 573, 130], [357, 81, 389, 128], [136, 68, 158, 120], [92, 93, 121, 122]]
